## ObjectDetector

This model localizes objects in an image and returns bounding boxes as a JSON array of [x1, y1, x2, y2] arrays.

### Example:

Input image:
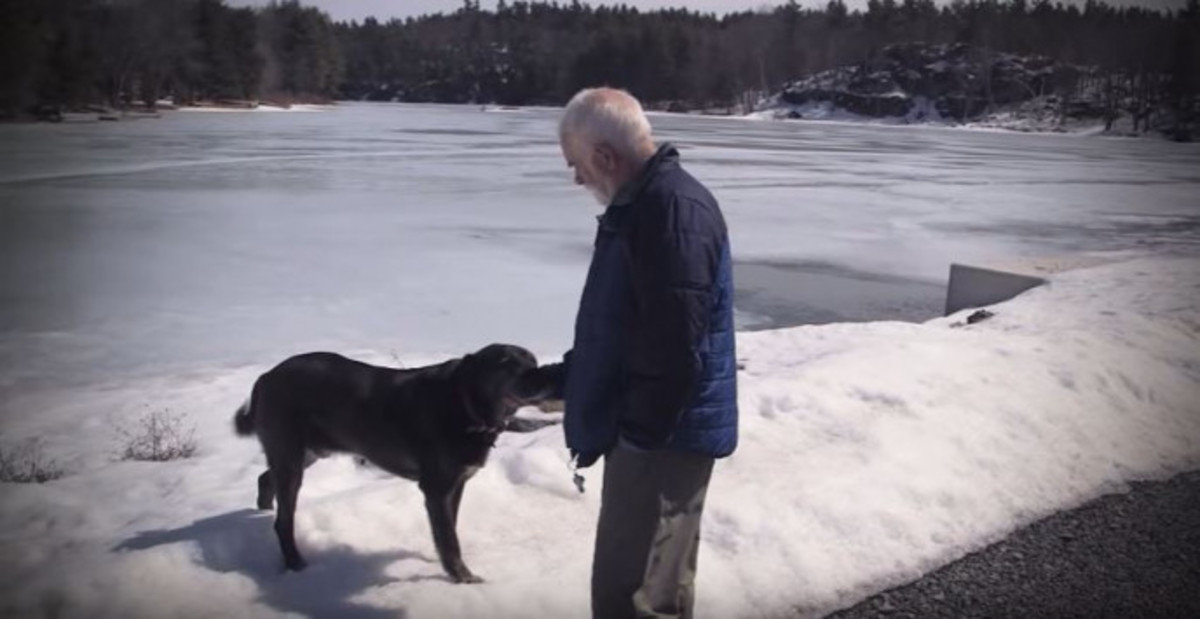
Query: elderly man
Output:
[[546, 88, 738, 619]]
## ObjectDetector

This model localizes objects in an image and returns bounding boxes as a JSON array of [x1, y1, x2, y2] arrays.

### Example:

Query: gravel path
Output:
[[825, 470, 1200, 619]]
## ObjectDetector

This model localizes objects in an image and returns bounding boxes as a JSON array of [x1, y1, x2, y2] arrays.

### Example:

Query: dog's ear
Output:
[[512, 346, 538, 369], [450, 352, 503, 427], [449, 353, 480, 394]]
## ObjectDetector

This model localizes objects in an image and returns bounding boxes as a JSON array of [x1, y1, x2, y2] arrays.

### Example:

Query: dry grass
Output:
[[0, 438, 65, 484], [117, 408, 198, 462]]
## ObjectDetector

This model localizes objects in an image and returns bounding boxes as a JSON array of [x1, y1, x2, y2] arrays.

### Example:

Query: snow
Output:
[[751, 98, 1119, 135], [1, 254, 1198, 618], [176, 104, 333, 113], [750, 96, 945, 125], [1, 103, 1199, 618]]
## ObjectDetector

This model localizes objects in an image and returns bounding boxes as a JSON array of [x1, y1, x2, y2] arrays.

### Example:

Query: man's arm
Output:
[[622, 196, 721, 448]]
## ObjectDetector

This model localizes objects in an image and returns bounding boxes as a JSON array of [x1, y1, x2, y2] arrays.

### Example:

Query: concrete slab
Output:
[[944, 255, 1116, 316]]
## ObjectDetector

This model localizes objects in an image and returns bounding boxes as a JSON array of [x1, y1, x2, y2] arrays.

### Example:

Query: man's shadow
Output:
[[114, 509, 440, 618]]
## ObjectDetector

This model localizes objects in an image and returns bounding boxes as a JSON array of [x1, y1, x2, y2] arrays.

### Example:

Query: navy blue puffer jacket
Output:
[[556, 144, 738, 468]]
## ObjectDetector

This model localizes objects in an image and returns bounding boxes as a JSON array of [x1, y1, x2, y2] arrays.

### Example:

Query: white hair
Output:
[[559, 88, 654, 158]]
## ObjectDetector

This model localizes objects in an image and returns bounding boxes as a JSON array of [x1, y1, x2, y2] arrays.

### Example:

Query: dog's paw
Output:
[[284, 557, 308, 572], [452, 571, 484, 584]]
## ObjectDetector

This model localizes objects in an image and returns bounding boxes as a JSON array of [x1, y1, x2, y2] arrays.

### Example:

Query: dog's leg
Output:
[[258, 450, 319, 511], [257, 471, 275, 510], [421, 477, 481, 584], [272, 462, 307, 571], [450, 481, 466, 528], [259, 446, 321, 511]]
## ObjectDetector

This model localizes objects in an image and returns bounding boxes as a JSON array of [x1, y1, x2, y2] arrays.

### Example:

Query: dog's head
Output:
[[455, 344, 556, 432]]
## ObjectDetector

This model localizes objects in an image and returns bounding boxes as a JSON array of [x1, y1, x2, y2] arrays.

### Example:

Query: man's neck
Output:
[[632, 141, 658, 168], [614, 143, 658, 190], [608, 143, 662, 207]]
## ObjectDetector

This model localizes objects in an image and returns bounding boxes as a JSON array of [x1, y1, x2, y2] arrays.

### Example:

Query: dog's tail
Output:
[[233, 383, 258, 436]]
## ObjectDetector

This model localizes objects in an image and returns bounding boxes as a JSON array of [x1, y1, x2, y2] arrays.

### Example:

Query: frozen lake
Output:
[[1, 103, 1198, 406]]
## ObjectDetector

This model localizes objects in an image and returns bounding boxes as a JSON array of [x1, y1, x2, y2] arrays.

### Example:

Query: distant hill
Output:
[[756, 42, 1197, 139]]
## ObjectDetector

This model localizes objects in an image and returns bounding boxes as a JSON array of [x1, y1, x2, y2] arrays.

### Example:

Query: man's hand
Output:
[[536, 398, 565, 413]]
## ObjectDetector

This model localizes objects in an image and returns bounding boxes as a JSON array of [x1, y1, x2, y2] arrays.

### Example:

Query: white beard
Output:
[[585, 178, 615, 206], [588, 185, 611, 206]]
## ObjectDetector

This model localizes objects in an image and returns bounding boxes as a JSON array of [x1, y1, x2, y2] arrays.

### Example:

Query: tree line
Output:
[[1, 0, 1196, 120], [0, 0, 340, 114]]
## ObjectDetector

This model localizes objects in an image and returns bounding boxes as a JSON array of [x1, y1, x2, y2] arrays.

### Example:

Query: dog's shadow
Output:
[[114, 509, 439, 618]]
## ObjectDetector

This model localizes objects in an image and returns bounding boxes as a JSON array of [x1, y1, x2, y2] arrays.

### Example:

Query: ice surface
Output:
[[2, 103, 1196, 397]]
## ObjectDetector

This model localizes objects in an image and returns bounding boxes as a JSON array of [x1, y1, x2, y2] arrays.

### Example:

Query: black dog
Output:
[[233, 343, 556, 581]]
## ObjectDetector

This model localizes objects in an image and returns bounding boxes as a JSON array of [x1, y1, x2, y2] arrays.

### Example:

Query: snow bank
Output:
[[748, 96, 944, 126], [1, 253, 1197, 618], [176, 104, 333, 113], [749, 97, 1120, 137]]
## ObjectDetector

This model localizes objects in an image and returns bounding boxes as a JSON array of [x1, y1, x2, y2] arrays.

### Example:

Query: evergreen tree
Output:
[[0, 0, 1189, 123]]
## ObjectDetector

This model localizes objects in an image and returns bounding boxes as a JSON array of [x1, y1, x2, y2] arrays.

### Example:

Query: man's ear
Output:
[[592, 142, 618, 174]]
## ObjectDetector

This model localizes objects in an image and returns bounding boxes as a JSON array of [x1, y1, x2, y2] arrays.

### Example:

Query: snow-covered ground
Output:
[[748, 96, 946, 127], [1, 103, 1198, 618], [749, 95, 1160, 137], [750, 99, 1117, 136], [0, 253, 1197, 619]]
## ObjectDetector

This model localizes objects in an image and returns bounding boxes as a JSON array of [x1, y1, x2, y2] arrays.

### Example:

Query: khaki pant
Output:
[[591, 445, 715, 619]]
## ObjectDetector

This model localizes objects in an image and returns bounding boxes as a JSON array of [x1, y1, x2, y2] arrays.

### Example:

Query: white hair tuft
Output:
[[559, 88, 654, 157]]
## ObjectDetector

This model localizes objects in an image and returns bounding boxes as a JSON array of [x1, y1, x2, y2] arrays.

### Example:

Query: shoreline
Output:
[[2, 99, 1169, 140], [1, 101, 337, 124], [176, 103, 335, 113], [739, 105, 1158, 140], [0, 98, 1161, 140], [441, 101, 1178, 140]]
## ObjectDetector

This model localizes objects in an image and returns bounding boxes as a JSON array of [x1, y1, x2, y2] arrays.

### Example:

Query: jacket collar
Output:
[[596, 143, 678, 230], [610, 143, 678, 207]]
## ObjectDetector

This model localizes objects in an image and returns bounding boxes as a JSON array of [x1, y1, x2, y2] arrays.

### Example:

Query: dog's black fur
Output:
[[234, 343, 556, 581]]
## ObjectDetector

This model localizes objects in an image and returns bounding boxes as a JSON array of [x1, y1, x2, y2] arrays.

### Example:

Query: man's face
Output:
[[561, 134, 616, 206]]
